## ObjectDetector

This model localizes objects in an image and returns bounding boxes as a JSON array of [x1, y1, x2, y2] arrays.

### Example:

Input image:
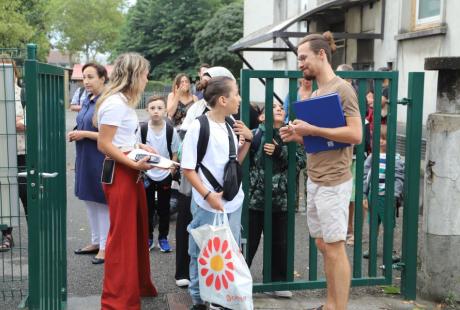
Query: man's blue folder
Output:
[[293, 92, 350, 154]]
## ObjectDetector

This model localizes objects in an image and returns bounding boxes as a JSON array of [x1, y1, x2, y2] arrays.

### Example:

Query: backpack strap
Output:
[[166, 122, 173, 159], [140, 121, 148, 144], [196, 114, 223, 192]]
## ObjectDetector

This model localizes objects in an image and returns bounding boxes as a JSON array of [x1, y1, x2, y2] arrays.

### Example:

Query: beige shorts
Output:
[[306, 178, 353, 243]]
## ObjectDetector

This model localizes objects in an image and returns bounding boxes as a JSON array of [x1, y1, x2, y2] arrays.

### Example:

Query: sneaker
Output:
[[158, 238, 171, 253], [190, 304, 207, 310], [175, 279, 190, 287], [148, 239, 154, 251], [265, 290, 293, 298]]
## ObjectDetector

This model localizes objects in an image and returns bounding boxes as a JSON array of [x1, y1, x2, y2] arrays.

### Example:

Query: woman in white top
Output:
[[181, 76, 253, 309], [94, 53, 157, 310]]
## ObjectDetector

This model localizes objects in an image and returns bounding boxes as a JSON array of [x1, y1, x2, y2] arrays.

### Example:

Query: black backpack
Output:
[[140, 121, 174, 159], [195, 115, 242, 201]]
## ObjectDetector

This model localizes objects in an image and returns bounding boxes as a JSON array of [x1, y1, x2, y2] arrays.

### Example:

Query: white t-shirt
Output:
[[141, 120, 180, 181], [181, 115, 244, 213], [98, 93, 139, 149]]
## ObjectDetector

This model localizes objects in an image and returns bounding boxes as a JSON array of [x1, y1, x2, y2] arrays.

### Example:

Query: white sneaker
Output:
[[267, 290, 293, 298], [175, 279, 190, 287]]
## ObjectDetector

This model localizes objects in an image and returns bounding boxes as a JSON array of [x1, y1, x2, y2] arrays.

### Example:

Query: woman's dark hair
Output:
[[146, 95, 166, 107], [297, 31, 337, 64], [202, 76, 234, 108], [82, 63, 108, 82]]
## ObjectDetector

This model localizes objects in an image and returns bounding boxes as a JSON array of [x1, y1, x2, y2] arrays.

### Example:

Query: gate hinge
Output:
[[398, 98, 412, 106]]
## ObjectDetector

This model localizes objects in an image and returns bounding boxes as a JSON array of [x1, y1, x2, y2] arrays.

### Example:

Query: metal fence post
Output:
[[400, 72, 424, 300]]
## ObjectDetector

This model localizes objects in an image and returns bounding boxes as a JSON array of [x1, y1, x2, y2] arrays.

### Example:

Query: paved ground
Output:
[[0, 111, 442, 309]]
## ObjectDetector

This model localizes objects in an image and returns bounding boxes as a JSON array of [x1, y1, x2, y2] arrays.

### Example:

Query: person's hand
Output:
[[290, 119, 317, 136], [139, 144, 158, 154], [207, 192, 224, 212], [362, 198, 369, 210], [169, 165, 177, 176], [263, 142, 276, 156], [68, 130, 86, 142], [132, 155, 153, 171], [16, 117, 25, 131], [233, 120, 253, 141], [280, 124, 303, 144]]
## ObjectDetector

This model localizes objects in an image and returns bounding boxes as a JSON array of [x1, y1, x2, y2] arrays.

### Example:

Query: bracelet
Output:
[[203, 190, 212, 200]]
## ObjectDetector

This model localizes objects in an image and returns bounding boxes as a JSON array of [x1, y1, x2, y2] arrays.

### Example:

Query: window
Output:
[[416, 0, 441, 25]]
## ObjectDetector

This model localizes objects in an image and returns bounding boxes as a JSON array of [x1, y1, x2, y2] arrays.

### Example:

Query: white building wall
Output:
[[243, 0, 308, 105]]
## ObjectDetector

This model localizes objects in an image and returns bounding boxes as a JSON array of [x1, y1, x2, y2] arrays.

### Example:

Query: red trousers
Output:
[[101, 163, 157, 310]]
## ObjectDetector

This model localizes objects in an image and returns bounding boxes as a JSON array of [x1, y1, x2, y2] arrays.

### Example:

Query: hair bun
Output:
[[322, 31, 337, 54]]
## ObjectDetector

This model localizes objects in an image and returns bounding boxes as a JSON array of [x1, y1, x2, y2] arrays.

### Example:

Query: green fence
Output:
[[0, 48, 29, 302], [24, 44, 67, 310], [240, 69, 424, 300]]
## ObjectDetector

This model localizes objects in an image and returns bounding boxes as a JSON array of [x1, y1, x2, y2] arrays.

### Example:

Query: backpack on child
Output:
[[195, 115, 242, 201], [139, 121, 174, 160]]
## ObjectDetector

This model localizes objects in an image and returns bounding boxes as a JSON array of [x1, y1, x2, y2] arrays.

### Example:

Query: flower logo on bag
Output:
[[199, 237, 234, 291]]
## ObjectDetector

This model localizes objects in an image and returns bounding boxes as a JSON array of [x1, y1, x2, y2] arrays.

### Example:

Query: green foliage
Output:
[[382, 285, 400, 295], [0, 0, 51, 60], [193, 1, 243, 78], [51, 0, 125, 61], [114, 0, 237, 80], [145, 80, 170, 92]]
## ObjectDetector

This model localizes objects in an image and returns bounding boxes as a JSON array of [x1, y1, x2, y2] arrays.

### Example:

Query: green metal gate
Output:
[[24, 44, 67, 310], [239, 69, 424, 300]]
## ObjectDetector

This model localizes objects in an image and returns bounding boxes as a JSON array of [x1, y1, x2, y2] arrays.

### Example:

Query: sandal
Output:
[[0, 234, 14, 252]]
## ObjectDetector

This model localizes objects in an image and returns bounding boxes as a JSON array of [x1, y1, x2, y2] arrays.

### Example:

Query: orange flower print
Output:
[[199, 236, 235, 291]]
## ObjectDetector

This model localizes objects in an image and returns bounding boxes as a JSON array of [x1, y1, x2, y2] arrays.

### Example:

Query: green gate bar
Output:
[[400, 72, 424, 300]]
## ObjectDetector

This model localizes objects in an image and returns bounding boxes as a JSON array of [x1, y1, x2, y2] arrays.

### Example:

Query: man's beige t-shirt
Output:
[[307, 76, 360, 187]]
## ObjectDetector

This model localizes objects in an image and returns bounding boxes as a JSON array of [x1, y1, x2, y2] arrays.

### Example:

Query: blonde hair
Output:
[[93, 53, 150, 126]]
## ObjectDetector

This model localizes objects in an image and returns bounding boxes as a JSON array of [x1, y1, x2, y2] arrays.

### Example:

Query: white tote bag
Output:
[[190, 213, 253, 310]]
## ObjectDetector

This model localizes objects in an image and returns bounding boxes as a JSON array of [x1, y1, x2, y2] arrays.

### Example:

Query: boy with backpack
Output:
[[181, 76, 253, 310], [140, 96, 180, 252], [247, 102, 305, 298]]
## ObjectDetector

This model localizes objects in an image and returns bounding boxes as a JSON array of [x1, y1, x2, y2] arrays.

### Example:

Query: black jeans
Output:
[[145, 175, 172, 240], [175, 193, 192, 280], [246, 209, 288, 281], [2, 154, 28, 237]]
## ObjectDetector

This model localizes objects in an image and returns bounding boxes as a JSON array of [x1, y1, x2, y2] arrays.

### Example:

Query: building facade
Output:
[[238, 0, 456, 125]]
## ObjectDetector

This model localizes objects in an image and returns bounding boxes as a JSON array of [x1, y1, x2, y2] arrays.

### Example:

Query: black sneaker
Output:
[[190, 304, 207, 310]]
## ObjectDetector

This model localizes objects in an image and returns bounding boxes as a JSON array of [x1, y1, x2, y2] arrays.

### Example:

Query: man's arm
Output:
[[291, 116, 362, 145]]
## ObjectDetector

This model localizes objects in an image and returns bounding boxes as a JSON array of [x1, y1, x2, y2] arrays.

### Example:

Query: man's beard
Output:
[[303, 71, 316, 81]]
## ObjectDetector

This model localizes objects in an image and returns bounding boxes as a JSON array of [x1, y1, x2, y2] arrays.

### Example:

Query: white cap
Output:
[[204, 66, 235, 80]]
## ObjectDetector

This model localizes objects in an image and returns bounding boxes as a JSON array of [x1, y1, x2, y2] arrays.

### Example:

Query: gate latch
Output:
[[398, 98, 412, 106]]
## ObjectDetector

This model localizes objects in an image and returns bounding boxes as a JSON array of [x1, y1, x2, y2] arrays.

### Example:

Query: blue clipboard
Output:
[[293, 92, 350, 154]]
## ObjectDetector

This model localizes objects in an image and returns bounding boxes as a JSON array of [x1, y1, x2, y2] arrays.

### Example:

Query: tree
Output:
[[114, 0, 228, 80], [194, 1, 243, 78], [51, 0, 125, 62], [0, 0, 51, 60]]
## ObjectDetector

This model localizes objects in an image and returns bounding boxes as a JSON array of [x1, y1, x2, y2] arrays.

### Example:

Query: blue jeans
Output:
[[187, 200, 242, 305]]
